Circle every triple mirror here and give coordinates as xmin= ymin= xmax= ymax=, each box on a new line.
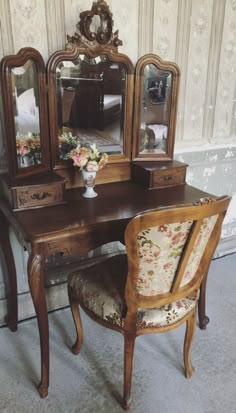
xmin=0 ymin=0 xmax=180 ymax=184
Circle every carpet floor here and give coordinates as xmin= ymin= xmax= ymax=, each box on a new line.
xmin=0 ymin=253 xmax=236 ymax=413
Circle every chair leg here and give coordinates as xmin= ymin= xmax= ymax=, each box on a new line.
xmin=123 ymin=332 xmax=136 ymax=411
xmin=184 ymin=311 xmax=196 ymax=378
xmin=69 ymin=294 xmax=83 ymax=355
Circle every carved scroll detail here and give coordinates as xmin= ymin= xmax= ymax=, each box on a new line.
xmin=192 ymin=197 xmax=215 ymax=206
xmin=66 ymin=0 xmax=122 ymax=53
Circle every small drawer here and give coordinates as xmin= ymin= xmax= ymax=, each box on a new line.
xmin=131 ymin=160 xmax=188 ymax=189
xmin=152 ymin=168 xmax=186 ymax=187
xmin=0 ymin=172 xmax=66 ymax=211
xmin=15 ymin=184 xmax=64 ymax=209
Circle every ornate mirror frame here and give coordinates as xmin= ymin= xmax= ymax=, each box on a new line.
xmin=0 ymin=47 xmax=50 ymax=180
xmin=47 ymin=0 xmax=134 ymax=183
xmin=132 ymin=54 xmax=180 ymax=161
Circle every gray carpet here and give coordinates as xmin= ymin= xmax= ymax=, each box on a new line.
xmin=0 ymin=253 xmax=236 ymax=413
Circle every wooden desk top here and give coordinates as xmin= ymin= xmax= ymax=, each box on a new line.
xmin=0 ymin=181 xmax=213 ymax=244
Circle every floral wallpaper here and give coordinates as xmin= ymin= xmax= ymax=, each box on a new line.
xmin=10 ymin=0 xmax=49 ymax=56
xmin=153 ymin=0 xmax=179 ymax=61
xmin=214 ymin=0 xmax=236 ymax=142
xmin=182 ymin=0 xmax=213 ymax=143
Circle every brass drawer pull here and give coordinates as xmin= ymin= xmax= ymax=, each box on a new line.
xmin=163 ymin=175 xmax=174 ymax=181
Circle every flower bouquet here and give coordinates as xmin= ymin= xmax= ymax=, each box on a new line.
xmin=58 ymin=131 xmax=80 ymax=160
xmin=16 ymin=132 xmax=41 ymax=167
xmin=70 ymin=141 xmax=108 ymax=198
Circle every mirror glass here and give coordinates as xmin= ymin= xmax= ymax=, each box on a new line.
xmin=11 ymin=59 xmax=41 ymax=168
xmin=56 ymin=54 xmax=126 ymax=160
xmin=138 ymin=64 xmax=172 ymax=155
xmin=90 ymin=14 xmax=101 ymax=32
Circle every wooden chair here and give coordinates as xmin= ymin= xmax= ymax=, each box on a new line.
xmin=67 ymin=195 xmax=231 ymax=410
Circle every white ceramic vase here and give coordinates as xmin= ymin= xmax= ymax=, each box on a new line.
xmin=17 ymin=154 xmax=34 ymax=168
xmin=82 ymin=170 xmax=97 ymax=198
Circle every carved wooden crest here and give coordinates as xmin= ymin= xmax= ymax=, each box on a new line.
xmin=66 ymin=0 xmax=122 ymax=53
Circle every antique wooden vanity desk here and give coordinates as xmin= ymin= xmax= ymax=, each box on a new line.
xmin=0 ymin=0 xmax=214 ymax=398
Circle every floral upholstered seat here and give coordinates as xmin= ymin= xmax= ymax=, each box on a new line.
xmin=67 ymin=196 xmax=231 ymax=410
xmin=68 ymin=254 xmax=197 ymax=329
xmin=68 ymin=254 xmax=128 ymax=327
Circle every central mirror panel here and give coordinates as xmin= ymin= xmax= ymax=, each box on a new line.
xmin=47 ymin=47 xmax=134 ymax=170
xmin=56 ymin=55 xmax=126 ymax=160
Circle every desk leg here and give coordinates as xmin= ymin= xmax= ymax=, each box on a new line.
xmin=0 ymin=211 xmax=18 ymax=331
xmin=28 ymin=246 xmax=49 ymax=398
xmin=198 ymin=269 xmax=210 ymax=330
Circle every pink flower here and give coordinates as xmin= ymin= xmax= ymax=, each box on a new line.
xmin=68 ymin=139 xmax=109 ymax=172
xmin=153 ymin=249 xmax=160 ymax=257
xmin=71 ymin=153 xmax=88 ymax=169
xmin=172 ymin=232 xmax=184 ymax=245
xmin=163 ymin=262 xmax=172 ymax=270
xmin=19 ymin=142 xmax=30 ymax=156
xmin=167 ymin=231 xmax=173 ymax=237
xmin=158 ymin=225 xmax=168 ymax=232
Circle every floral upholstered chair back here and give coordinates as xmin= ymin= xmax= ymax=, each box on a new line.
xmin=124 ymin=197 xmax=230 ymax=308
xmin=136 ymin=216 xmax=216 ymax=296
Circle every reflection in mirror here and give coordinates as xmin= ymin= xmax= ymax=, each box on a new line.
xmin=56 ymin=55 xmax=126 ymax=161
xmin=139 ymin=64 xmax=172 ymax=155
xmin=90 ymin=14 xmax=101 ymax=33
xmin=11 ymin=59 xmax=41 ymax=168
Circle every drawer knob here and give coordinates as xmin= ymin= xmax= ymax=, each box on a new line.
xmin=163 ymin=175 xmax=174 ymax=181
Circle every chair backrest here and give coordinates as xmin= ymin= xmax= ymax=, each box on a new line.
xmin=124 ymin=196 xmax=231 ymax=313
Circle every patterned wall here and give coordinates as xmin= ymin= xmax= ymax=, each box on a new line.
xmin=0 ymin=0 xmax=235 ymax=159
xmin=0 ymin=0 xmax=236 ymax=324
